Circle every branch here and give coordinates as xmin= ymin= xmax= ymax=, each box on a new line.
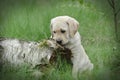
xmin=116 ymin=7 xmax=120 ymax=15
xmin=111 ymin=0 xmax=114 ymax=4
xmin=108 ymin=0 xmax=114 ymax=8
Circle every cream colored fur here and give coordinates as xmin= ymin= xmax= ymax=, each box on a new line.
xmin=50 ymin=16 xmax=93 ymax=79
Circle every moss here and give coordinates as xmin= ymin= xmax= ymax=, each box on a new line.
xmin=38 ymin=40 xmax=49 ymax=48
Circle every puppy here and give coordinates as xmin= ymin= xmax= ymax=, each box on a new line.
xmin=50 ymin=16 xmax=93 ymax=79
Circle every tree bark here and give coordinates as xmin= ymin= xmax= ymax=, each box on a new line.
xmin=0 ymin=38 xmax=55 ymax=67
xmin=0 ymin=38 xmax=72 ymax=78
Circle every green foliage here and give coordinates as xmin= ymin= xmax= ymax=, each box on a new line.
xmin=72 ymin=0 xmax=84 ymax=4
xmin=0 ymin=0 xmax=119 ymax=80
xmin=38 ymin=40 xmax=49 ymax=48
xmin=78 ymin=0 xmax=84 ymax=4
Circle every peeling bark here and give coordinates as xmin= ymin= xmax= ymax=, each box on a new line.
xmin=0 ymin=38 xmax=72 ymax=78
xmin=0 ymin=38 xmax=57 ymax=67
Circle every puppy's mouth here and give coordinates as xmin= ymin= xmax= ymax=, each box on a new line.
xmin=56 ymin=42 xmax=64 ymax=46
xmin=59 ymin=43 xmax=65 ymax=46
xmin=51 ymin=38 xmax=67 ymax=46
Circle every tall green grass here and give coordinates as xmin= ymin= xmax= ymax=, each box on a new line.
xmin=0 ymin=0 xmax=118 ymax=80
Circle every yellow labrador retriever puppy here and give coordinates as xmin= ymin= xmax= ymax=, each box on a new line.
xmin=50 ymin=16 xmax=93 ymax=79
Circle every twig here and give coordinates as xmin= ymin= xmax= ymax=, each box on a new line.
xmin=116 ymin=8 xmax=120 ymax=15
xmin=108 ymin=0 xmax=114 ymax=8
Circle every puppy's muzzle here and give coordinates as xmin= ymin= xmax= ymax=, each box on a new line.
xmin=56 ymin=39 xmax=62 ymax=45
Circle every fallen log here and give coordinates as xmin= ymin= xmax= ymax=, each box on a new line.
xmin=0 ymin=38 xmax=72 ymax=65
xmin=0 ymin=38 xmax=62 ymax=78
xmin=0 ymin=38 xmax=72 ymax=78
xmin=0 ymin=38 xmax=60 ymax=66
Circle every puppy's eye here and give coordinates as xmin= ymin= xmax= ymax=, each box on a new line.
xmin=61 ymin=30 xmax=66 ymax=33
xmin=53 ymin=31 xmax=56 ymax=33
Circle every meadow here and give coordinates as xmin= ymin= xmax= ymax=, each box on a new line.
xmin=0 ymin=0 xmax=119 ymax=80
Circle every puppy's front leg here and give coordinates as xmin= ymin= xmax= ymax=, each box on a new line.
xmin=72 ymin=63 xmax=79 ymax=79
xmin=71 ymin=44 xmax=93 ymax=79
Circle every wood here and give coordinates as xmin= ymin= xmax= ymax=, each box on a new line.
xmin=0 ymin=38 xmax=72 ymax=68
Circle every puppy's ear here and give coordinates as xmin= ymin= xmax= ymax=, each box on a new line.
xmin=66 ymin=18 xmax=79 ymax=38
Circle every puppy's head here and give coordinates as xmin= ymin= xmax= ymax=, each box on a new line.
xmin=50 ymin=16 xmax=79 ymax=45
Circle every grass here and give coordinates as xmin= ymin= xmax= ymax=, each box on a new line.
xmin=0 ymin=0 xmax=119 ymax=80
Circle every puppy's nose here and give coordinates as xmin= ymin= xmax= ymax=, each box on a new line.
xmin=56 ymin=40 xmax=62 ymax=44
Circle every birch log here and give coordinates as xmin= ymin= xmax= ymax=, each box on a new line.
xmin=0 ymin=38 xmax=60 ymax=67
xmin=0 ymin=38 xmax=72 ymax=78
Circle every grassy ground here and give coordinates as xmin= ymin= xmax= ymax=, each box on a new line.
xmin=0 ymin=0 xmax=119 ymax=80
